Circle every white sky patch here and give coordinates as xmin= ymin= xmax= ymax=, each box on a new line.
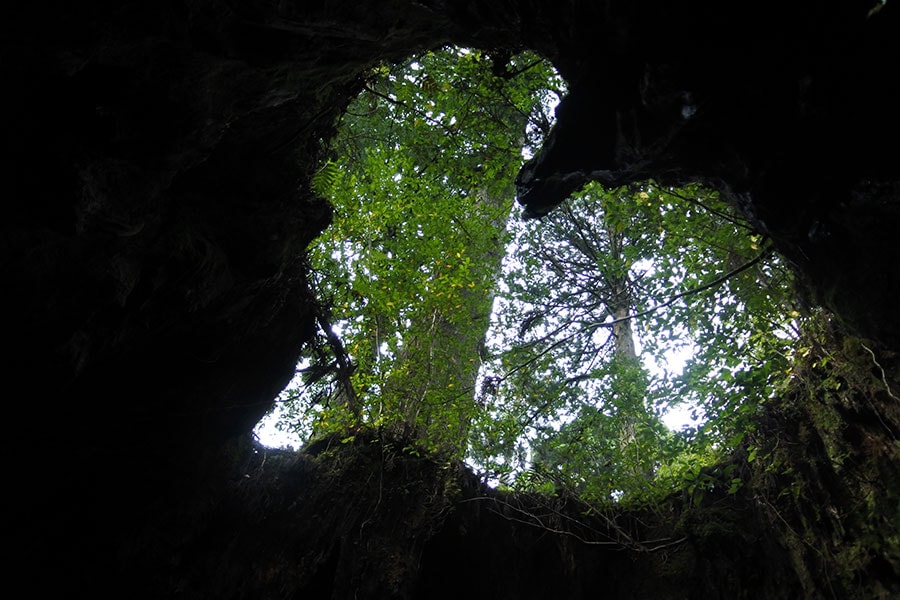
xmin=254 ymin=412 xmax=300 ymax=449
xmin=661 ymin=402 xmax=706 ymax=430
xmin=254 ymin=371 xmax=307 ymax=449
xmin=645 ymin=342 xmax=706 ymax=429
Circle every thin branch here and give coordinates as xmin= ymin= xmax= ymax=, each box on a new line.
xmin=362 ymin=83 xmax=458 ymax=136
xmin=457 ymin=495 xmax=687 ymax=552
xmin=860 ymin=343 xmax=898 ymax=439
xmin=663 ymin=188 xmax=756 ymax=232
xmin=603 ymin=247 xmax=773 ymax=327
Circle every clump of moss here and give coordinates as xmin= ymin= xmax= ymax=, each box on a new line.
xmin=748 ymin=311 xmax=900 ymax=598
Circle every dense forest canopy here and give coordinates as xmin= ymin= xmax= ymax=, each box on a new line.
xmin=256 ymin=46 xmax=804 ymax=504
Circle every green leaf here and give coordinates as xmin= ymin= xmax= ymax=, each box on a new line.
xmin=310 ymin=160 xmax=341 ymax=197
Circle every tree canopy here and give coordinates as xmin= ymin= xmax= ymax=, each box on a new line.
xmin=257 ymin=46 xmax=802 ymax=506
xmin=472 ymin=181 xmax=797 ymax=503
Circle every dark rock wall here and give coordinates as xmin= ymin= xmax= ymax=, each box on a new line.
xmin=4 ymin=1 xmax=899 ymax=597
xmin=516 ymin=1 xmax=900 ymax=344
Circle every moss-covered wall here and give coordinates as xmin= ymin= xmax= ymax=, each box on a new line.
xmin=748 ymin=317 xmax=900 ymax=598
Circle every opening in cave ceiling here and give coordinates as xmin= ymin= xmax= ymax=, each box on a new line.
xmin=254 ymin=46 xmax=804 ymax=505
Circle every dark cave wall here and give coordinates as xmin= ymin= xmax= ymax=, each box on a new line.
xmin=517 ymin=1 xmax=900 ymax=344
xmin=4 ymin=0 xmax=900 ymax=597
xmin=124 ymin=432 xmax=803 ymax=600
xmin=747 ymin=322 xmax=900 ymax=598
xmin=2 ymin=2 xmax=527 ymax=593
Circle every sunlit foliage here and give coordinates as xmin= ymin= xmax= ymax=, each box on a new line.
xmin=259 ymin=46 xmax=802 ymax=505
xmin=269 ymin=47 xmax=561 ymax=453
xmin=471 ymin=182 xmax=799 ymax=503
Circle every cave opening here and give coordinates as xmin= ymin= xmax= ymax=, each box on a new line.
xmin=253 ymin=45 xmax=808 ymax=507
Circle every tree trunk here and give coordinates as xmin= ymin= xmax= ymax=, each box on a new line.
xmin=380 ymin=185 xmax=513 ymax=454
